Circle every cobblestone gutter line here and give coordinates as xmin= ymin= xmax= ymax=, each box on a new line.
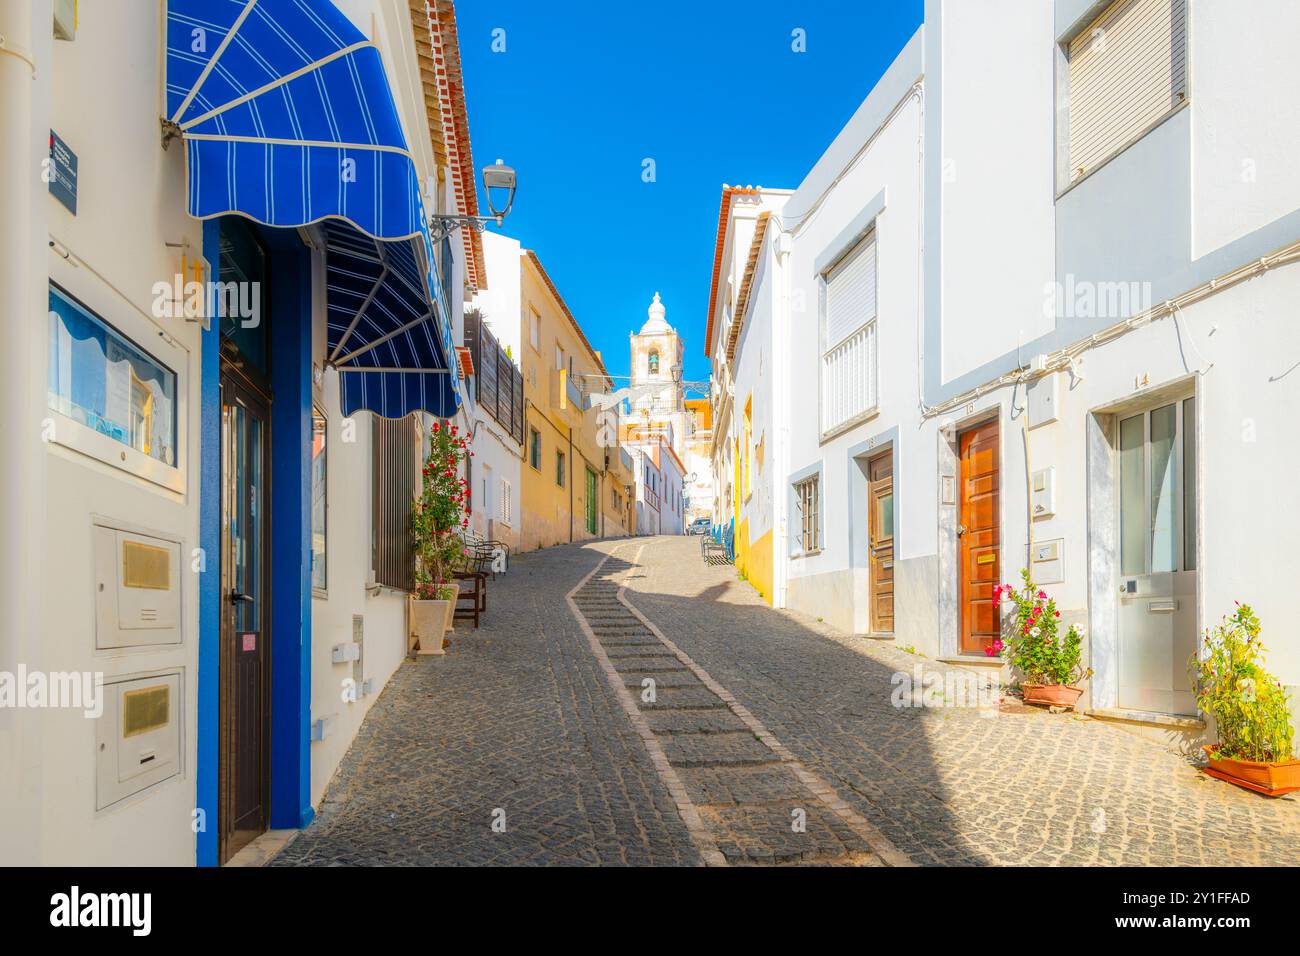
xmin=566 ymin=552 xmax=727 ymax=867
xmin=568 ymin=543 xmax=910 ymax=866
xmin=613 ymin=545 xmax=914 ymax=868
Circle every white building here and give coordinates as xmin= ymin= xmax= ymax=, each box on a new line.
xmin=0 ymin=0 xmax=486 ymax=865
xmin=704 ymin=186 xmax=794 ymax=603
xmin=466 ymin=231 xmax=525 ymax=554
xmin=627 ymin=436 xmax=687 ymax=536
xmin=723 ymin=0 xmax=1300 ymax=738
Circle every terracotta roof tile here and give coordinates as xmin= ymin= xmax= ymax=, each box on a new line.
xmin=703 ymin=184 xmax=760 ymax=359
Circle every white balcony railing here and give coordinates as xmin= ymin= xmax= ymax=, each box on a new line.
xmin=821 ymin=321 xmax=876 ymax=434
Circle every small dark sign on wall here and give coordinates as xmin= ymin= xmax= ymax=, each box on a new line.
xmin=48 ymin=130 xmax=78 ymax=215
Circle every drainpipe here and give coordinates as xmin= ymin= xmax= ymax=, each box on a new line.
xmin=568 ymin=424 xmax=574 ymax=543
xmin=0 ymin=0 xmax=48 ymax=865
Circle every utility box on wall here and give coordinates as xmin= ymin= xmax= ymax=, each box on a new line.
xmin=93 ymin=520 xmax=182 ymax=648
xmin=95 ymin=672 xmax=182 ymax=809
xmin=1027 ymin=373 xmax=1059 ymax=428
xmin=1031 ymin=467 xmax=1056 ymax=519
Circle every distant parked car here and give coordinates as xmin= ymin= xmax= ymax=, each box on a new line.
xmin=687 ymin=517 xmax=711 ymax=536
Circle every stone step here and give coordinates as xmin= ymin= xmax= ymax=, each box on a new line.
xmin=634 ymin=687 xmax=728 ymax=710
xmin=658 ymin=730 xmax=778 ymax=769
xmin=620 ymin=671 xmax=702 ymax=689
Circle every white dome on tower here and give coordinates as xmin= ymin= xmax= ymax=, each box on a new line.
xmin=639 ymin=292 xmax=672 ymax=334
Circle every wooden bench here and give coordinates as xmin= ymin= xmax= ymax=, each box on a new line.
xmin=452 ymin=571 xmax=487 ymax=628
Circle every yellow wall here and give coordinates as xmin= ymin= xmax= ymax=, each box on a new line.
xmin=734 ymin=518 xmax=774 ymax=606
xmin=517 ymin=254 xmax=624 ymax=550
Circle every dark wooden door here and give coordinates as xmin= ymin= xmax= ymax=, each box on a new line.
xmin=868 ymin=451 xmax=894 ymax=634
xmin=219 ymin=369 xmax=271 ymax=863
xmin=959 ymin=420 xmax=1000 ymax=655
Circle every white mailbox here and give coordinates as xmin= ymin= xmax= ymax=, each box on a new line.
xmin=1032 ymin=537 xmax=1065 ymax=585
xmin=94 ymin=521 xmax=182 ymax=648
xmin=96 ymin=672 xmax=182 ymax=809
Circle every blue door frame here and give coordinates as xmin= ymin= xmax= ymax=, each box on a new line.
xmin=197 ymin=220 xmax=314 ymax=866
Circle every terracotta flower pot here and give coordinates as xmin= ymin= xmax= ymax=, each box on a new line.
xmin=1202 ymin=745 xmax=1300 ymax=797
xmin=1021 ymin=683 xmax=1084 ymax=709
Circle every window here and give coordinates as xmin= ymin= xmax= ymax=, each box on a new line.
xmin=821 ymin=232 xmax=878 ymax=434
xmin=501 ymin=479 xmax=513 ymax=525
xmin=648 ymin=349 xmax=660 ymax=375
xmin=1066 ymin=0 xmax=1187 ymax=184
xmin=795 ymin=475 xmax=821 ymax=553
xmin=529 ymin=427 xmax=542 ymax=470
xmin=372 ymin=415 xmax=422 ymax=590
xmin=529 ymin=308 xmax=540 ymax=350
xmin=48 ymin=283 xmax=178 ymax=467
xmin=556 ymin=450 xmax=566 ymax=487
xmin=555 ymin=344 xmax=566 ymax=371
xmin=1118 ymin=397 xmax=1196 ymax=575
xmin=218 ymin=217 xmax=270 ymax=376
xmin=311 ymin=407 xmax=327 ymax=592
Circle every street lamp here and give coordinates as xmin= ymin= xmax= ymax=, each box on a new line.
xmin=481 ymin=160 xmax=516 ymax=220
xmin=428 ymin=159 xmax=517 ymax=242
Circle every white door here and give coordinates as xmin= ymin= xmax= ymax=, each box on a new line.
xmin=1117 ymin=396 xmax=1197 ymax=715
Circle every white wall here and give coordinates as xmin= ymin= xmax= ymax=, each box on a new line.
xmin=783 ymin=75 xmax=925 ymax=637
xmin=734 ymin=247 xmax=776 ymax=547
xmin=931 ymin=0 xmax=1057 ymax=383
xmin=307 ymin=372 xmax=410 ymax=806
xmin=469 ymin=231 xmax=523 ymax=549
xmin=27 ymin=1 xmax=202 ymax=864
xmin=1190 ymin=0 xmax=1300 ymax=257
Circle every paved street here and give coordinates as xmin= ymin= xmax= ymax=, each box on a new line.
xmin=276 ymin=536 xmax=1300 ymax=867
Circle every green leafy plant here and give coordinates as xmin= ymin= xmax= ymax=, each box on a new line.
xmin=411 ymin=421 xmax=471 ymax=601
xmin=995 ymin=568 xmax=1091 ymax=687
xmin=1189 ymin=603 xmax=1294 ymax=763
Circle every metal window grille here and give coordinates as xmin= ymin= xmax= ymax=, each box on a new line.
xmin=796 ymin=476 xmax=820 ymax=553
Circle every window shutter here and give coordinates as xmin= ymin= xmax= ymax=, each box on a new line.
xmin=824 ymin=234 xmax=876 ymax=350
xmin=1067 ymin=0 xmax=1187 ymax=181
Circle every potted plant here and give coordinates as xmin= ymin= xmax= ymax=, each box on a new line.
xmin=410 ymin=421 xmax=472 ymax=655
xmin=1190 ymin=603 xmax=1299 ymax=796
xmin=993 ymin=569 xmax=1092 ymax=709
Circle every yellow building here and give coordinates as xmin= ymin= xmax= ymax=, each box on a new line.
xmin=518 ymin=251 xmax=633 ymax=550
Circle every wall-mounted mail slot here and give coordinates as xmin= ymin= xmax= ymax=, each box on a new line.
xmin=332 ymin=642 xmax=361 ymax=664
xmin=1032 ymin=537 xmax=1064 ymax=584
xmin=96 ymin=671 xmax=181 ymax=810
xmin=94 ymin=521 xmax=182 ymax=649
xmin=1148 ymin=600 xmax=1179 ymax=613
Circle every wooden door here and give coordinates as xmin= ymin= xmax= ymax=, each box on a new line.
xmin=220 ymin=369 xmax=272 ymax=863
xmin=867 ymin=451 xmax=894 ymax=633
xmin=959 ymin=420 xmax=1000 ymax=655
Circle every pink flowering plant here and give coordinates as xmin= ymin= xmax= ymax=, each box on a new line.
xmin=411 ymin=421 xmax=472 ymax=601
xmin=1189 ymin=603 xmax=1294 ymax=763
xmin=992 ymin=568 xmax=1090 ymax=687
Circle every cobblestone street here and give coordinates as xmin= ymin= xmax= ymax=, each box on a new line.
xmin=276 ymin=536 xmax=1300 ymax=867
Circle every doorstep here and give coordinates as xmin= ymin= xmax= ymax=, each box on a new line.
xmin=223 ymin=829 xmax=300 ymax=867
xmin=937 ymin=656 xmax=1005 ymax=669
xmin=1086 ymin=707 xmax=1205 ymax=730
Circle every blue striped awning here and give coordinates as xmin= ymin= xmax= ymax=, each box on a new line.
xmin=323 ymin=221 xmax=459 ymax=418
xmin=165 ymin=0 xmax=460 ymax=417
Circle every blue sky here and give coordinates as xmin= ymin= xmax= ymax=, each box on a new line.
xmin=456 ymin=0 xmax=923 ymax=384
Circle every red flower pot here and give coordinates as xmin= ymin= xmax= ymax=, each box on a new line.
xmin=1202 ymin=746 xmax=1300 ymax=797
xmin=1020 ymin=683 xmax=1084 ymax=709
